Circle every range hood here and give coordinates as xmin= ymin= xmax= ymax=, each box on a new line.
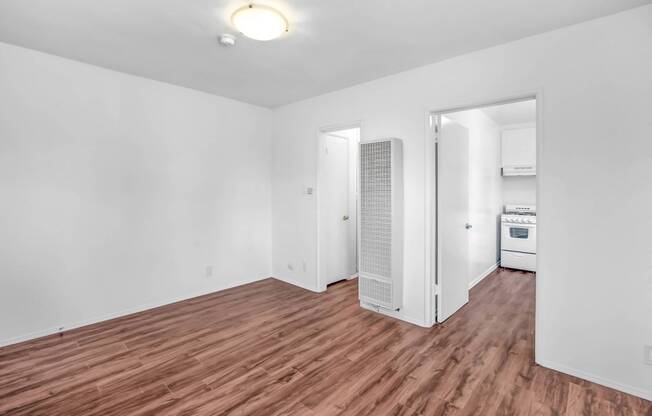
xmin=502 ymin=164 xmax=536 ymax=176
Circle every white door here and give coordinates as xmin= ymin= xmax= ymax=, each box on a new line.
xmin=437 ymin=116 xmax=470 ymax=322
xmin=320 ymin=134 xmax=356 ymax=285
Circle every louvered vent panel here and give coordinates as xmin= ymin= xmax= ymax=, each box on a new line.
xmin=359 ymin=138 xmax=403 ymax=311
xmin=360 ymin=141 xmax=392 ymax=278
xmin=359 ymin=277 xmax=392 ymax=306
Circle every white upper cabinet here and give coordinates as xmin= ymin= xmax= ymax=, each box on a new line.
xmin=501 ymin=127 xmax=536 ymax=176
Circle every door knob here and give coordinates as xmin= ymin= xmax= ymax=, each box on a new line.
xmin=465 ymin=223 xmax=473 ymax=229
xmin=343 ymin=215 xmax=350 ymax=221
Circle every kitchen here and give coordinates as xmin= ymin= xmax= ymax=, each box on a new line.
xmin=437 ymin=98 xmax=537 ymax=316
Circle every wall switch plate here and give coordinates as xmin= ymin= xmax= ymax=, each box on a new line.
xmin=205 ymin=266 xmax=213 ymax=278
xmin=645 ymin=346 xmax=652 ymax=365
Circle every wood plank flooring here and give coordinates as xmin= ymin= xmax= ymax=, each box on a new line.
xmin=0 ymin=268 xmax=650 ymax=415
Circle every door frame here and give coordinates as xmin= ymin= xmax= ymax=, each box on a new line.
xmin=424 ymin=91 xmax=543 ymax=361
xmin=316 ymin=122 xmax=362 ymax=292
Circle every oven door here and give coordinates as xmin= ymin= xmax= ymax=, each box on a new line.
xmin=501 ymin=222 xmax=536 ymax=253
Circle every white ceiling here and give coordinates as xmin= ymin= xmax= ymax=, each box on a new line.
xmin=482 ymin=100 xmax=536 ymax=127
xmin=0 ymin=0 xmax=649 ymax=107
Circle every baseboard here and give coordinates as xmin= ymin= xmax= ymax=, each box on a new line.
xmin=275 ymin=273 xmax=429 ymax=328
xmin=0 ymin=275 xmax=267 ymax=348
xmin=359 ymin=302 xmax=430 ymax=328
xmin=272 ymin=274 xmax=321 ymax=293
xmin=469 ymin=262 xmax=499 ymax=289
xmin=537 ymin=359 xmax=652 ymax=402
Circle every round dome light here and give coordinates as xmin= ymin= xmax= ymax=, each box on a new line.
xmin=231 ymin=4 xmax=288 ymax=41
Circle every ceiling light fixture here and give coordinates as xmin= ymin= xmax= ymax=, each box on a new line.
xmin=231 ymin=4 xmax=288 ymax=41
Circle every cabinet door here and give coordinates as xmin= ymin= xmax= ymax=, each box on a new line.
xmin=501 ymin=127 xmax=536 ymax=166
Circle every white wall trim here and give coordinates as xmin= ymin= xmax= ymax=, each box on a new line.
xmin=0 ymin=275 xmax=268 ymax=348
xmin=469 ymin=262 xmax=500 ymax=290
xmin=360 ymin=302 xmax=429 ymax=328
xmin=537 ymin=359 xmax=652 ymax=402
xmin=273 ymin=274 xmax=321 ymax=293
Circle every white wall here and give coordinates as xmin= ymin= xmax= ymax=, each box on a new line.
xmin=503 ymin=176 xmax=537 ymax=205
xmin=272 ymin=5 xmax=652 ymax=399
xmin=446 ymin=110 xmax=502 ymax=286
xmin=0 ymin=42 xmax=273 ymax=346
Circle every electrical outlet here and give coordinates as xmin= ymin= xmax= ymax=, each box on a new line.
xmin=205 ymin=266 xmax=213 ymax=278
xmin=645 ymin=345 xmax=652 ymax=365
xmin=302 ymin=261 xmax=307 ymax=273
xmin=288 ymin=263 xmax=294 ymax=271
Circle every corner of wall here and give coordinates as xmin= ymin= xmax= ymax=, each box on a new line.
xmin=272 ymin=274 xmax=321 ymax=293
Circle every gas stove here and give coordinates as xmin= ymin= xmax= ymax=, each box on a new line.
xmin=502 ymin=214 xmax=537 ymax=224
xmin=501 ymin=204 xmax=536 ymax=224
xmin=500 ymin=204 xmax=536 ymax=272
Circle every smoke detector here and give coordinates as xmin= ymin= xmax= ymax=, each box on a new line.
xmin=218 ymin=34 xmax=236 ymax=47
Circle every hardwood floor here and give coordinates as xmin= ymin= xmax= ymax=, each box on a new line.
xmin=0 ymin=268 xmax=650 ymax=415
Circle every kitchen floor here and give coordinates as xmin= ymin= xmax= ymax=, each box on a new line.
xmin=0 ymin=268 xmax=649 ymax=415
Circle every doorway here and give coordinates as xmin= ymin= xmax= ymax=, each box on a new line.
xmin=432 ymin=97 xmax=538 ymax=322
xmin=317 ymin=126 xmax=360 ymax=290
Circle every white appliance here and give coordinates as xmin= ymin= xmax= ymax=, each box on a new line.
xmin=358 ymin=138 xmax=403 ymax=310
xmin=501 ymin=204 xmax=536 ymax=272
xmin=502 ymin=165 xmax=536 ymax=176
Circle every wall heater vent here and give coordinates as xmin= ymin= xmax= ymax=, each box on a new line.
xmin=358 ymin=138 xmax=403 ymax=310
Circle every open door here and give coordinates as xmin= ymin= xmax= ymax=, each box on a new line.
xmin=437 ymin=116 xmax=470 ymax=322
xmin=319 ymin=129 xmax=358 ymax=287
